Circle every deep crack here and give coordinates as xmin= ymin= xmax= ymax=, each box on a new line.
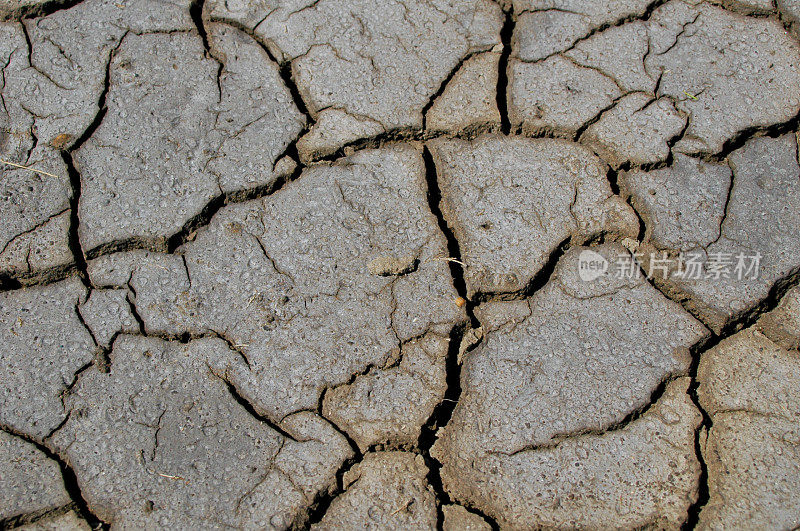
xmin=496 ymin=4 xmax=514 ymax=135
xmin=421 ymin=144 xmax=478 ymax=327
xmin=700 ymin=108 xmax=800 ymax=163
xmin=0 ymin=0 xmax=85 ymax=21
xmin=417 ymin=324 xmax=468 ymax=529
xmin=189 ymin=0 xmax=210 ymax=54
xmin=59 ymin=34 xmax=125 ymax=290
xmin=62 ymin=152 xmax=89 ymax=288
xmin=0 ymin=503 xmax=76 ymax=529
xmin=472 ymin=236 xmax=571 ymax=303
xmin=419 ymin=142 xmax=490 ymax=529
xmin=422 ymin=49 xmax=487 ymax=130
xmin=301 ymin=387 xmax=364 ymax=528
xmin=0 ymin=425 xmax=107 ymax=529
xmin=212 ymin=372 xmax=299 ymax=443
xmin=682 ymin=336 xmax=715 ymax=530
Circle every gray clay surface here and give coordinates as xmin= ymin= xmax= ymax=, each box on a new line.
xmin=1 ymin=0 xmax=799 ymax=528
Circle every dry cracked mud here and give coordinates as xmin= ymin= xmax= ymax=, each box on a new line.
xmin=1 ymin=0 xmax=799 ymax=529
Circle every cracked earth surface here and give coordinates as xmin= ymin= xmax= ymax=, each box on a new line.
xmin=1 ymin=0 xmax=799 ymax=528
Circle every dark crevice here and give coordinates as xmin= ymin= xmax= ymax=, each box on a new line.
xmin=165 ymin=194 xmax=226 ymax=253
xmin=0 ymin=425 xmax=108 ymax=529
xmin=513 ymin=236 xmax=571 ymax=299
xmin=573 ymin=94 xmax=626 ymax=142
xmin=422 ymin=50 xmax=485 ymax=130
xmin=19 ymin=19 xmax=33 ymax=72
xmin=573 ymin=0 xmax=670 ymax=51
xmin=74 ymin=300 xmax=111 ymax=372
xmin=214 ymin=59 xmax=223 ymax=103
xmin=317 ymin=128 xmax=424 ymax=162
xmin=208 ymin=17 xmax=313 ymax=126
xmin=497 ymin=4 xmax=514 ymax=135
xmin=418 ymin=326 xmax=467 ymax=452
xmin=210 ymin=330 xmax=250 ymax=368
xmin=264 ymin=57 xmax=311 ymax=179
xmin=420 ymin=142 xmax=490 ymax=527
xmin=314 ymin=366 xmax=377 ymax=413
xmin=301 ymin=455 xmax=360 ymax=529
xmin=0 ymin=272 xmax=23 ymax=290
xmin=83 ymin=238 xmax=167 ymax=261
xmin=417 ymin=323 xmax=469 ymax=530
xmin=685 ymin=428 xmax=709 ymax=529
xmin=0 ymin=503 xmax=76 ymax=530
xmin=59 ymin=360 xmax=94 ymax=410
xmin=214 ymin=374 xmax=298 ymax=443
xmin=655 ymin=13 xmax=701 ymax=58
xmin=314 ymin=122 xmax=503 ymax=164
xmin=682 ymin=335 xmax=715 ymax=530
xmin=615 ymin=175 xmax=649 ymax=242
xmin=456 ymin=505 xmax=501 ymax=531
xmin=189 ymin=0 xmax=224 ymax=107
xmin=0 ymin=265 xmax=81 ymax=292
xmin=165 ymin=167 xmax=298 ymax=252
xmin=272 ymin=134 xmax=302 ymax=173
xmin=59 ymin=35 xmax=123 ymax=290
xmin=606 ymin=166 xmax=621 ymax=195
xmin=0 ymin=208 xmax=69 ymax=259
xmin=113 ymin=328 xmax=211 ymax=345
xmin=279 ymin=61 xmax=312 ymax=122
xmin=189 ymin=0 xmax=210 ymax=54
xmin=516 ymin=0 xmax=670 ymax=69
xmin=661 ymin=113 xmax=692 ymax=167
xmin=629 ymin=197 xmax=647 ymax=241
xmin=778 ymin=7 xmax=800 ymax=38
xmin=111 ymin=15 xmax=313 ymax=257
xmin=1 ymin=505 xmax=79 ymax=530
xmin=419 ymin=141 xmax=505 ymax=528
xmin=363 ymin=440 xmax=418 ymax=454
xmin=706 ymin=160 xmax=735 ymax=248
xmin=0 ymin=0 xmax=85 ymax=21
xmin=794 ymin=130 xmax=799 ymax=167
xmin=42 ymin=410 xmax=72 ymax=443
xmin=125 ymin=289 xmax=146 ymax=336
xmin=700 ymin=109 xmax=800 ymax=163
xmin=192 ymin=0 xmax=225 ymax=110
xmin=719 ymin=266 xmax=800 ymax=337
xmin=82 ymin=129 xmax=304 ymax=258
xmin=301 ymin=388 xmax=363 ymax=528
xmin=613 ymin=375 xmax=679 ymax=425
xmin=589 ymin=102 xmax=691 ymax=175
xmin=472 ymin=236 xmax=571 ymax=303
xmin=62 ymin=152 xmax=90 ymax=288
xmin=162 ymin=330 xmax=194 ymax=343
xmin=65 ymin=40 xmax=119 ymax=152
xmin=633 ymin=253 xmax=713 ymax=331
xmin=315 ymin=387 xmax=362 ymax=464
xmin=709 ymin=0 xmax=779 ymax=17
xmin=529 ymin=373 xmax=686 ymax=453
xmin=422 ymin=145 xmax=478 ymax=327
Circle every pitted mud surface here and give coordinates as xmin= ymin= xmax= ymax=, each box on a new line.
xmin=1 ymin=0 xmax=799 ymax=528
